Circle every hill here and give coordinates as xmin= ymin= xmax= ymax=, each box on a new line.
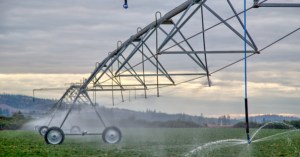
xmin=247 ymin=114 xmax=299 ymax=123
xmin=0 ymin=94 xmax=56 ymax=116
xmin=0 ymin=93 xmax=56 ymax=110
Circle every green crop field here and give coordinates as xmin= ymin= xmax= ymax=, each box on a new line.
xmin=0 ymin=128 xmax=299 ymax=156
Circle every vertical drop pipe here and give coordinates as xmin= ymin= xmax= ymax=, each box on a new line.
xmin=155 ymin=12 xmax=161 ymax=97
xmin=137 ymin=27 xmax=147 ymax=99
xmin=111 ymin=56 xmax=114 ymax=106
xmin=118 ymin=41 xmax=124 ymax=102
xmin=244 ymin=0 xmax=250 ymax=144
xmin=142 ymin=43 xmax=147 ymax=98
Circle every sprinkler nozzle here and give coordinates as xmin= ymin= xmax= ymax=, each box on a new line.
xmin=247 ymin=133 xmax=251 ymax=144
xmin=123 ymin=0 xmax=128 ymax=9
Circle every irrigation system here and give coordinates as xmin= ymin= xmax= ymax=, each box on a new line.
xmin=32 ymin=0 xmax=300 ymax=145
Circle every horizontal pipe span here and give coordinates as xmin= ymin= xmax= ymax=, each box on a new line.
xmin=118 ymin=73 xmax=208 ymax=77
xmin=65 ymin=133 xmax=102 ymax=136
xmin=85 ymin=89 xmax=146 ymax=91
xmin=160 ymin=51 xmax=259 ymax=54
xmin=96 ymin=84 xmax=174 ymax=86
xmin=258 ymin=3 xmax=300 ymax=7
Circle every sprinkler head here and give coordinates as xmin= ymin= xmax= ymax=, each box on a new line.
xmin=247 ymin=133 xmax=251 ymax=144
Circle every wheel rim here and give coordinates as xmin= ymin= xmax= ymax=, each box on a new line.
xmin=40 ymin=127 xmax=48 ymax=135
xmin=71 ymin=127 xmax=80 ymax=133
xmin=104 ymin=128 xmax=120 ymax=143
xmin=47 ymin=129 xmax=63 ymax=145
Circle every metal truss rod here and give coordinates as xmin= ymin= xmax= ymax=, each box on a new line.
xmin=158 ymin=27 xmax=206 ymax=71
xmin=120 ymin=54 xmax=146 ymax=86
xmin=111 ymin=0 xmax=204 ymax=56
xmin=83 ymin=91 xmax=107 ymax=128
xmin=94 ymin=42 xmax=131 ymax=85
xmin=142 ymin=42 xmax=175 ymax=84
xmin=117 ymin=58 xmax=148 ymax=88
xmin=84 ymin=55 xmax=112 ymax=88
xmin=201 ymin=5 xmax=211 ymax=87
xmin=110 ymin=55 xmax=114 ymax=106
xmin=158 ymin=0 xmax=207 ymax=52
xmin=160 ymin=0 xmax=268 ymax=53
xmin=47 ymin=114 xmax=56 ymax=126
xmin=60 ymin=90 xmax=81 ymax=128
xmin=114 ymin=58 xmax=147 ymax=88
xmin=132 ymin=43 xmax=175 ymax=84
xmin=257 ymin=3 xmax=300 ymax=7
xmin=160 ymin=51 xmax=259 ymax=54
xmin=227 ymin=0 xmax=258 ymax=51
xmin=85 ymin=89 xmax=146 ymax=91
xmin=49 ymin=86 xmax=75 ymax=111
xmin=118 ymin=73 xmax=208 ymax=76
xmin=115 ymin=27 xmax=154 ymax=75
xmin=203 ymin=4 xmax=255 ymax=50
xmin=170 ymin=27 xmax=300 ymax=88
xmin=176 ymin=27 xmax=207 ymax=71
xmin=96 ymin=54 xmax=154 ymax=86
xmin=104 ymin=69 xmax=124 ymax=89
xmin=96 ymin=84 xmax=174 ymax=87
xmin=158 ymin=0 xmax=194 ymax=55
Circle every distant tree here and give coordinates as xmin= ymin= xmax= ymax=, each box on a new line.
xmin=182 ymin=113 xmax=186 ymax=121
xmin=12 ymin=111 xmax=25 ymax=119
xmin=188 ymin=116 xmax=192 ymax=122
xmin=227 ymin=114 xmax=231 ymax=125
xmin=3 ymin=109 xmax=10 ymax=117
xmin=250 ymin=117 xmax=253 ymax=122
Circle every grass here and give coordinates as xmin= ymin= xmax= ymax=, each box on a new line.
xmin=0 ymin=128 xmax=299 ymax=156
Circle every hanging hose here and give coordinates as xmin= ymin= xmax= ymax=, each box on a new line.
xmin=244 ymin=0 xmax=251 ymax=145
xmin=123 ymin=0 xmax=128 ymax=9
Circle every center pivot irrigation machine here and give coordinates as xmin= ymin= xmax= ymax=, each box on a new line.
xmin=33 ymin=0 xmax=300 ymax=145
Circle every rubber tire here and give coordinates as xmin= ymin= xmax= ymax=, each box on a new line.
xmin=70 ymin=126 xmax=81 ymax=133
xmin=38 ymin=126 xmax=48 ymax=136
xmin=44 ymin=127 xmax=65 ymax=145
xmin=102 ymin=126 xmax=122 ymax=144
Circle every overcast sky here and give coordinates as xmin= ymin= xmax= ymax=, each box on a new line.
xmin=0 ymin=0 xmax=299 ymax=118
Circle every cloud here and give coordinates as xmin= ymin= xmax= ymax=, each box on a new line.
xmin=0 ymin=0 xmax=299 ymax=117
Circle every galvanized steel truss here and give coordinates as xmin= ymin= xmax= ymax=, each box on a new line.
xmin=37 ymin=0 xmax=299 ymax=129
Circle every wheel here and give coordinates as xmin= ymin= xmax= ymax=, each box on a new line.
xmin=102 ymin=126 xmax=122 ymax=144
xmin=38 ymin=126 xmax=48 ymax=136
xmin=70 ymin=126 xmax=81 ymax=133
xmin=44 ymin=127 xmax=65 ymax=145
xmin=34 ymin=125 xmax=40 ymax=131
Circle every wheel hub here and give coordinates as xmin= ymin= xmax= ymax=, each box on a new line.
xmin=105 ymin=129 xmax=119 ymax=143
xmin=47 ymin=130 xmax=62 ymax=145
